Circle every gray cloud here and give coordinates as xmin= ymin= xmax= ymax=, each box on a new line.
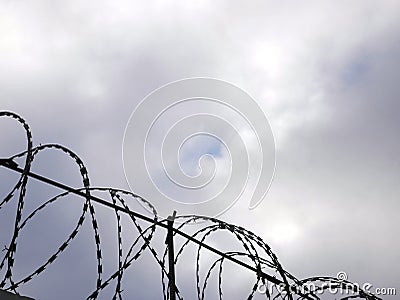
xmin=1 ymin=0 xmax=399 ymax=299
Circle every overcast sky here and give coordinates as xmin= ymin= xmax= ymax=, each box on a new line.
xmin=1 ymin=0 xmax=399 ymax=299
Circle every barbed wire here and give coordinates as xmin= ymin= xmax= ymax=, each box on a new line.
xmin=0 ymin=111 xmax=382 ymax=300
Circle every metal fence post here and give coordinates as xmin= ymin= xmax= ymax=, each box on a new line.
xmin=166 ymin=211 xmax=177 ymax=300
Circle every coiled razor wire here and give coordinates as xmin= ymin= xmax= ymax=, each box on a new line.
xmin=0 ymin=111 xmax=382 ymax=300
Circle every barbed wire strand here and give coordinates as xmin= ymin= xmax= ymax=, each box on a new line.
xmin=0 ymin=111 xmax=382 ymax=300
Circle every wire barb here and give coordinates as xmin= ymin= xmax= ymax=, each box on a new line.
xmin=0 ymin=111 xmax=382 ymax=300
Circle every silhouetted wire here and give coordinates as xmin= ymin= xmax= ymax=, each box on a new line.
xmin=0 ymin=111 xmax=382 ymax=300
